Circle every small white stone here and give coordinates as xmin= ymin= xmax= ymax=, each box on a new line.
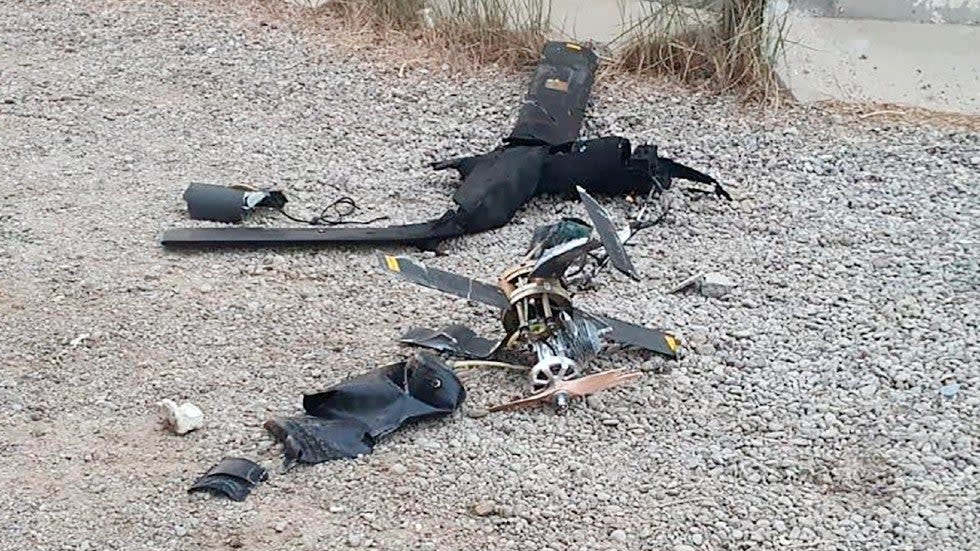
xmin=69 ymin=333 xmax=90 ymax=348
xmin=927 ymin=514 xmax=951 ymax=529
xmin=699 ymin=272 xmax=737 ymax=298
xmin=610 ymin=529 xmax=628 ymax=543
xmin=157 ymin=399 xmax=204 ymax=435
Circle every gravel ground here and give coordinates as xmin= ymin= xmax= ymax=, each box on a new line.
xmin=1 ymin=1 xmax=978 ymax=550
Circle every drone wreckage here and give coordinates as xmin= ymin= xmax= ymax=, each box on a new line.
xmin=176 ymin=42 xmax=729 ymax=501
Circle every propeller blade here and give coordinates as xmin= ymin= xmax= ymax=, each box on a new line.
xmin=376 ymin=253 xmax=510 ymax=310
xmin=488 ymin=368 xmax=641 ymax=412
xmin=576 ymin=186 xmax=638 ymax=280
xmin=559 ymin=368 xmax=641 ymax=397
xmin=488 ymin=388 xmax=559 ymax=412
xmin=575 ymin=309 xmax=679 ymax=359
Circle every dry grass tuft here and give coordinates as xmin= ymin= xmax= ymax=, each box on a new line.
xmin=284 ymin=0 xmax=788 ymax=103
xmin=332 ymin=0 xmax=551 ymax=68
xmin=611 ymin=0 xmax=787 ymax=104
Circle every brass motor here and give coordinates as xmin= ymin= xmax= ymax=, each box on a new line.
xmin=497 ymin=264 xmax=605 ymax=405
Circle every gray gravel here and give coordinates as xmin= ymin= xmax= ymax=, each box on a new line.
xmin=1 ymin=1 xmax=978 ymax=550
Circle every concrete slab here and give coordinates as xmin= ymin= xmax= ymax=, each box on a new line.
xmin=792 ymin=0 xmax=980 ymax=25
xmin=778 ymin=15 xmax=980 ymax=114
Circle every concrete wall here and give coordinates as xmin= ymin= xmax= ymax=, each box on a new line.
xmin=547 ymin=0 xmax=980 ymax=114
xmin=791 ymin=0 xmax=980 ymax=25
xmin=776 ymin=0 xmax=980 ymax=113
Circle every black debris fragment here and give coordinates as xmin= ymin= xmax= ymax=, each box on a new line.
xmin=265 ymin=353 xmax=465 ymax=467
xmin=400 ymin=325 xmax=500 ymax=359
xmin=183 ymin=183 xmax=286 ymax=223
xmin=264 ymin=416 xmax=373 ymax=465
xmin=188 ymin=457 xmax=267 ymax=502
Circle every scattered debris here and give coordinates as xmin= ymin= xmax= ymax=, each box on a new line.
xmin=400 ymin=325 xmax=499 ymax=359
xmin=188 ymin=457 xmax=267 ymax=502
xmin=183 ymin=183 xmax=386 ymax=227
xmin=671 ymin=272 xmax=737 ymax=298
xmin=472 ymin=500 xmax=496 ymax=517
xmin=161 ymin=42 xmax=725 ymax=248
xmin=265 ymin=353 xmax=465 ymax=468
xmin=939 ymin=383 xmax=960 ymax=399
xmin=157 ymin=399 xmax=204 ymax=435
xmin=183 ymin=183 xmax=286 ymax=223
xmin=69 ymin=333 xmax=90 ymax=348
xmin=379 ymin=188 xmax=682 ymax=413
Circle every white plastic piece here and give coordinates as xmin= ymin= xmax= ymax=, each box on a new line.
xmin=670 ymin=272 xmax=737 ymax=298
xmin=158 ymin=399 xmax=204 ymax=435
xmin=699 ymin=272 xmax=737 ymax=298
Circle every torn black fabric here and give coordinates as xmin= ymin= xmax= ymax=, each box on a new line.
xmin=265 ymin=354 xmax=465 ymax=466
xmin=264 ymin=416 xmax=373 ymax=465
xmin=188 ymin=457 xmax=267 ymax=502
xmin=451 ymin=145 xmax=549 ymax=233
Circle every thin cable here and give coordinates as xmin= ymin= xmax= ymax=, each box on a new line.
xmin=276 ymin=196 xmax=389 ymax=226
xmin=450 ymin=360 xmax=528 ymax=372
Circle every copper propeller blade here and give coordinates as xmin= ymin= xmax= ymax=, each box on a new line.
xmin=489 ymin=368 xmax=641 ymax=412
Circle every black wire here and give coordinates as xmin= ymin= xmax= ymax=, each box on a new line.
xmin=276 ymin=196 xmax=389 ymax=227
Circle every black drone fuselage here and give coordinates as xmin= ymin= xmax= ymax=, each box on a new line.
xmin=161 ymin=42 xmax=721 ymax=249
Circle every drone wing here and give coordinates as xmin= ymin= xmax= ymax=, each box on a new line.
xmin=576 ymin=186 xmax=638 ymax=280
xmin=377 ymin=253 xmax=510 ymax=310
xmin=575 ymin=309 xmax=679 ymax=359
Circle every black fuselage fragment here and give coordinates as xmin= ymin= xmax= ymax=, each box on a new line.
xmin=161 ymin=41 xmax=723 ymax=249
xmin=188 ymin=457 xmax=268 ymax=502
xmin=265 ymin=353 xmax=465 ymax=467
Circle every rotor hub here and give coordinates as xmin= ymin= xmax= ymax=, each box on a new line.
xmin=529 ymin=356 xmax=582 ymax=393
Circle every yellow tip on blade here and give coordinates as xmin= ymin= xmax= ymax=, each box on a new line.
xmin=384 ymin=255 xmax=400 ymax=272
xmin=665 ymin=335 xmax=679 ymax=353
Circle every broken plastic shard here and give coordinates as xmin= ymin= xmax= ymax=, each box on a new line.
xmin=576 ymin=186 xmax=638 ymax=280
xmin=188 ymin=457 xmax=267 ymax=502
xmin=400 ymin=325 xmax=500 ymax=359
xmin=529 ymin=237 xmax=598 ymax=279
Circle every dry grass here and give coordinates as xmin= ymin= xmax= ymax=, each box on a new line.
xmin=331 ymin=0 xmax=551 ymax=68
xmin=280 ymin=0 xmax=788 ymax=102
xmin=611 ymin=0 xmax=787 ymax=104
